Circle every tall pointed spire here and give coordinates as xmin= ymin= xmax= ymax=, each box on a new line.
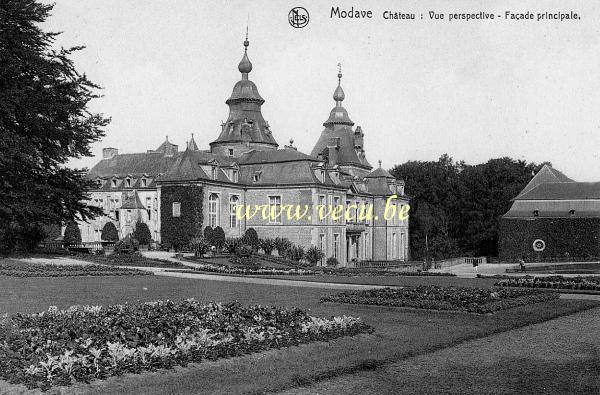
xmin=187 ymin=133 xmax=199 ymax=151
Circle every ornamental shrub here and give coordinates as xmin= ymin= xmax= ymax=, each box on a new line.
xmin=114 ymin=234 xmax=139 ymax=254
xmin=101 ymin=222 xmax=119 ymax=242
xmin=326 ymin=257 xmax=340 ymax=267
xmin=274 ymin=237 xmax=292 ymax=257
xmin=133 ymin=221 xmax=152 ymax=245
xmin=305 ymin=246 xmax=325 ymax=266
xmin=235 ymin=244 xmax=253 ymax=258
xmin=204 ymin=226 xmax=214 ymax=245
xmin=213 ymin=226 xmax=226 ymax=250
xmin=190 ymin=237 xmax=210 ymax=257
xmin=224 ymin=237 xmax=242 ymax=254
xmin=288 ymin=244 xmax=305 ymax=262
xmin=63 ymin=221 xmax=81 ymax=245
xmin=259 ymin=238 xmax=276 ymax=255
xmin=243 ymin=228 xmax=259 ymax=249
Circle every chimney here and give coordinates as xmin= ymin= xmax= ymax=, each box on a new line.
xmin=103 ymin=147 xmax=119 ymax=159
xmin=354 ymin=126 xmax=364 ymax=150
xmin=326 ymin=138 xmax=340 ymax=166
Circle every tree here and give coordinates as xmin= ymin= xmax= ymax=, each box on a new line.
xmin=212 ymin=226 xmax=225 ymax=250
xmin=0 ymin=1 xmax=109 ymax=250
xmin=242 ymin=228 xmax=259 ymax=250
xmin=133 ymin=221 xmax=152 ymax=245
xmin=63 ymin=222 xmax=81 ymax=245
xmin=101 ymin=222 xmax=119 ymax=242
xmin=259 ymin=238 xmax=275 ymax=255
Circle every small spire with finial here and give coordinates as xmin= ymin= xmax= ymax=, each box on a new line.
xmin=238 ymin=26 xmax=253 ymax=78
xmin=333 ymin=62 xmax=345 ymax=105
xmin=378 ymin=160 xmax=382 ymax=168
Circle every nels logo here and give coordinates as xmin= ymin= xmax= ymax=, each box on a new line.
xmin=288 ymin=7 xmax=309 ymax=28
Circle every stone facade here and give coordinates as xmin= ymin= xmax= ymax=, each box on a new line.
xmin=79 ymin=38 xmax=410 ymax=266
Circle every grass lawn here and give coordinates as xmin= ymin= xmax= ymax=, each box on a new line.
xmin=0 ymin=275 xmax=597 ymax=394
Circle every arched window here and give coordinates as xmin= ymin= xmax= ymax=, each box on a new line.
xmin=230 ymin=195 xmax=240 ymax=228
xmin=208 ymin=193 xmax=219 ymax=227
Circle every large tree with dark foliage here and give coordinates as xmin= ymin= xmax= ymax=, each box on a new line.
xmin=391 ymin=155 xmax=544 ymax=259
xmin=0 ymin=1 xmax=109 ymax=250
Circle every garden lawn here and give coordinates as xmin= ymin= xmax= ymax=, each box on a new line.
xmin=0 ymin=275 xmax=597 ymax=394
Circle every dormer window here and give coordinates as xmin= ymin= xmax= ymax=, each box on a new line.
xmin=253 ymin=174 xmax=260 ymax=182
xmin=232 ymin=170 xmax=239 ymax=183
xmin=141 ymin=178 xmax=147 ymax=187
xmin=125 ymin=178 xmax=131 ymax=188
xmin=228 ymin=148 xmax=234 ymax=157
xmin=533 ymin=210 xmax=539 ymax=217
xmin=111 ymin=179 xmax=117 ymax=188
xmin=320 ymin=170 xmax=325 ymax=183
xmin=569 ymin=209 xmax=575 ymax=216
xmin=211 ymin=166 xmax=217 ymax=180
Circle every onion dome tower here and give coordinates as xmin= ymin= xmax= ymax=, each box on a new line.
xmin=311 ymin=65 xmax=372 ymax=176
xmin=210 ymin=34 xmax=278 ymax=157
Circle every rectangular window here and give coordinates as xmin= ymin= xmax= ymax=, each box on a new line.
xmin=172 ymin=202 xmax=181 ymax=217
xmin=126 ymin=210 xmax=132 ymax=223
xmin=228 ymin=148 xmax=234 ymax=156
xmin=364 ymin=234 xmax=369 ymax=260
xmin=111 ymin=179 xmax=117 ymax=187
xmin=142 ymin=178 xmax=147 ymax=187
xmin=333 ymin=234 xmax=340 ymax=259
xmin=268 ymin=196 xmax=282 ymax=223
xmin=211 ymin=167 xmax=217 ymax=180
xmin=115 ymin=211 xmax=120 ymax=221
xmin=392 ymin=233 xmax=398 ymax=259
xmin=232 ymin=170 xmax=239 ymax=183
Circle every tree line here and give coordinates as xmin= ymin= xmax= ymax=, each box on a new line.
xmin=390 ymin=154 xmax=547 ymax=260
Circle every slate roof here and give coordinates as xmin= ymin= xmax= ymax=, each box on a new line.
xmin=311 ymin=126 xmax=372 ymax=169
xmin=365 ymin=167 xmax=395 ymax=179
xmin=516 ymin=182 xmax=600 ymax=200
xmin=503 ymin=200 xmax=600 ymax=218
xmin=120 ymin=192 xmax=145 ymax=209
xmin=88 ymin=152 xmax=180 ymax=178
xmin=238 ymin=149 xmax=319 ymax=165
xmin=515 ymin=164 xmax=573 ymax=198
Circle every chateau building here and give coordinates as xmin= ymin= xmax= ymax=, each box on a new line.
xmin=83 ymin=37 xmax=409 ymax=266
xmin=500 ymin=164 xmax=600 ymax=260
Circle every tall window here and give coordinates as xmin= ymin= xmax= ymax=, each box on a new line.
xmin=229 ymin=195 xmax=239 ymax=228
xmin=211 ymin=167 xmax=217 ymax=180
xmin=333 ymin=196 xmax=340 ymax=223
xmin=333 ymin=234 xmax=340 ymax=258
xmin=172 ymin=202 xmax=181 ymax=217
xmin=268 ymin=196 xmax=282 ymax=223
xmin=146 ymin=197 xmax=152 ymax=220
xmin=318 ymin=195 xmax=326 ymax=223
xmin=208 ymin=193 xmax=219 ymax=227
xmin=364 ymin=234 xmax=369 ymax=260
xmin=392 ymin=233 xmax=398 ymax=259
xmin=232 ymin=170 xmax=239 ymax=183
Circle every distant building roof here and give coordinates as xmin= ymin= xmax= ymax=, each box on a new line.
xmin=517 ymin=182 xmax=600 ymax=200
xmin=515 ymin=164 xmax=573 ymax=198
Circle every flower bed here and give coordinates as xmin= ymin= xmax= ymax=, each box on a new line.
xmin=0 ymin=261 xmax=151 ymax=277
xmin=321 ymin=285 xmax=559 ymax=314
xmin=78 ymin=253 xmax=183 ymax=268
xmin=495 ymin=275 xmax=600 ymax=291
xmin=321 ymin=268 xmax=456 ymax=277
xmin=185 ymin=260 xmax=317 ymax=276
xmin=0 ymin=300 xmax=370 ymax=390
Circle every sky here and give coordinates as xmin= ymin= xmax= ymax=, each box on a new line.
xmin=43 ymin=0 xmax=600 ymax=180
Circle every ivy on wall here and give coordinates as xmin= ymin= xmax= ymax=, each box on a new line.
xmin=160 ymin=185 xmax=203 ymax=249
xmin=499 ymin=217 xmax=600 ymax=260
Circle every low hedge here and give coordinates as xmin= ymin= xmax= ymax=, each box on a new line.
xmin=321 ymin=285 xmax=559 ymax=314
xmin=494 ymin=275 xmax=600 ymax=291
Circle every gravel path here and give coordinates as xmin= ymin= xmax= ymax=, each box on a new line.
xmin=279 ymin=307 xmax=600 ymax=394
